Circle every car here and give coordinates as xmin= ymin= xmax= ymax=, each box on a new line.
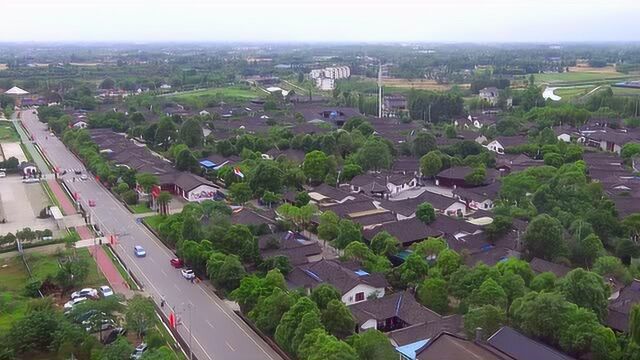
xmin=170 ymin=258 xmax=183 ymax=268
xmin=134 ymin=245 xmax=146 ymax=257
xmin=0 ymin=172 xmax=5 ymax=178
xmin=74 ymin=170 xmax=82 ymax=175
xmin=68 ymin=309 xmax=98 ymax=322
xmin=99 ymin=285 xmax=114 ymax=297
xmin=22 ymin=178 xmax=39 ymax=183
xmin=71 ymin=288 xmax=98 ymax=299
xmin=181 ymin=268 xmax=195 ymax=280
xmin=64 ymin=297 xmax=88 ymax=309
xmin=89 ymin=200 xmax=96 ymax=207
xmin=80 ymin=174 xmax=88 ymax=181
xmin=131 ymin=343 xmax=148 ymax=360
xmin=103 ymin=327 xmax=127 ymax=344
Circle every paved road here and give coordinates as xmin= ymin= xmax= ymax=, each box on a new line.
xmin=19 ymin=110 xmax=282 ymax=360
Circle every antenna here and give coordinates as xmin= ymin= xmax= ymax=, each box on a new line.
xmin=378 ymin=62 xmax=383 ymax=118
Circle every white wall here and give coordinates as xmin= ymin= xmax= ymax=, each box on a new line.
xmin=341 ymin=284 xmax=384 ymax=305
xmin=557 ymin=134 xmax=571 ymax=143
xmin=444 ymin=202 xmax=468 ymax=216
xmin=486 ymin=140 xmax=504 ymax=154
xmin=186 ymin=184 xmax=218 ymax=202
xmin=360 ymin=319 xmax=378 ymax=331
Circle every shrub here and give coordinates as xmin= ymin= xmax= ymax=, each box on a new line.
xmin=122 ymin=190 xmax=138 ymax=205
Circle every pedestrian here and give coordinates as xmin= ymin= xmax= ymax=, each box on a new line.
xmin=161 ymin=298 xmax=165 ymax=308
xmin=190 ymin=277 xmax=194 ymax=284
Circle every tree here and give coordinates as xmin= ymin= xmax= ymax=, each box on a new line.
xmin=498 ymin=271 xmax=526 ymax=305
xmin=509 ymin=291 xmax=571 ymax=342
xmin=157 ymin=191 xmax=172 ymax=216
xmin=622 ymin=143 xmax=640 ymax=161
xmin=486 ymin=215 xmax=513 ymax=242
xmin=259 ymin=256 xmax=292 ymax=275
xmin=179 ymin=118 xmax=203 ymax=148
xmin=249 ymin=287 xmax=296 ymax=336
xmin=523 ymin=214 xmax=567 ymax=261
xmin=299 ymin=330 xmax=358 ymax=360
xmin=348 ymin=329 xmax=397 ymax=360
xmin=593 ymin=256 xmax=631 ymax=283
xmin=398 ymin=252 xmax=430 ymax=288
xmin=530 ymin=272 xmax=557 ymax=292
xmin=496 ymin=258 xmax=535 ymax=286
xmin=318 ymin=211 xmax=340 ymax=243
xmin=412 ymin=238 xmax=447 ymax=258
xmin=229 ymin=182 xmax=252 ymax=204
xmin=469 ymin=278 xmax=507 ymax=309
xmin=356 ymin=138 xmax=391 ymax=171
xmin=248 ymin=161 xmax=283 ymax=196
xmin=231 ymin=269 xmax=287 ymax=312
xmin=207 ymin=253 xmax=247 ymax=291
xmin=303 ymin=150 xmax=330 ymax=184
xmin=175 ymin=148 xmax=199 ymax=171
xmin=7 ymin=306 xmax=60 ymax=354
xmin=125 ymin=295 xmax=156 ymax=338
xmin=275 ymin=297 xmax=320 ymax=354
xmin=99 ymin=77 xmax=116 ymax=89
xmin=420 ymin=151 xmax=443 ymax=178
xmin=464 ymin=305 xmax=506 ymax=341
xmin=99 ymin=338 xmax=135 ymax=360
xmin=464 ymin=166 xmax=486 ymax=186
xmin=293 ymin=311 xmax=324 ymax=356
xmin=155 ymin=117 xmax=177 ymax=150
xmin=630 ymin=304 xmax=640 ymax=345
xmin=417 ymin=278 xmax=448 ymax=314
xmin=412 ymin=132 xmax=437 ymax=157
xmin=436 ymin=248 xmax=462 ymax=277
xmin=261 ymin=191 xmax=281 ymax=208
xmin=559 ymin=268 xmax=610 ymax=321
xmin=139 ymin=346 xmax=175 ymax=360
xmin=322 ymin=299 xmax=355 ymax=339
xmin=575 ymin=233 xmax=604 ymax=267
xmin=416 ymin=202 xmax=436 ymax=224
xmin=295 ymin=192 xmax=311 ymax=207
xmin=54 ymin=257 xmax=89 ymax=292
xmin=181 ymin=214 xmax=202 ymax=242
xmin=333 ymin=219 xmax=362 ymax=249
xmin=311 ymin=284 xmax=342 ymax=310
xmin=369 ymin=231 xmax=399 ymax=256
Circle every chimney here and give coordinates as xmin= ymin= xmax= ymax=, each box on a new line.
xmin=475 ymin=327 xmax=484 ymax=343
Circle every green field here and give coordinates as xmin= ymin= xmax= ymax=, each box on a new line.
xmin=143 ymin=215 xmax=166 ymax=231
xmin=27 ymin=248 xmax=107 ymax=288
xmin=552 ymin=86 xmax=597 ymax=101
xmin=129 ymin=203 xmax=153 ymax=214
xmin=0 ymin=122 xmax=19 ymax=142
xmin=612 ymin=86 xmax=640 ymax=96
xmin=169 ymin=86 xmax=264 ymax=108
xmin=534 ymin=72 xmax=635 ymax=86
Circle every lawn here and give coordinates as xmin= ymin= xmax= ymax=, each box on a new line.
xmin=41 ymin=181 xmax=62 ymax=208
xmin=170 ymin=86 xmax=264 ymax=108
xmin=26 ymin=248 xmax=107 ymax=288
xmin=533 ymin=72 xmax=634 ymax=86
xmin=0 ymin=122 xmax=19 ymax=142
xmin=0 ymin=257 xmax=29 ymax=331
xmin=129 ymin=203 xmax=153 ymax=214
xmin=144 ymin=215 xmax=166 ymax=232
xmin=552 ymin=86 xmax=596 ymax=101
xmin=612 ymin=86 xmax=640 ymax=96
xmin=102 ymin=245 xmax=138 ymax=290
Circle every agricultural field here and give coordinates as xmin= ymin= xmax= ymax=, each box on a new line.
xmin=338 ymin=77 xmax=465 ymax=96
xmin=612 ymin=86 xmax=640 ymax=97
xmin=167 ymin=86 xmax=265 ymax=108
xmin=0 ymin=122 xmax=19 ymax=142
xmin=533 ymin=71 xmax=636 ymax=86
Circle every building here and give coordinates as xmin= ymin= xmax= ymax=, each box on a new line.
xmin=607 ymin=280 xmax=640 ymax=332
xmin=287 ymin=259 xmax=388 ymax=305
xmin=4 ymin=86 xmax=29 ymax=106
xmin=479 ymin=87 xmax=501 ymax=106
xmin=383 ymin=95 xmax=408 ymax=118
xmin=435 ymin=166 xmax=499 ymax=188
xmin=452 ymin=182 xmax=501 ymax=210
xmin=529 ymin=257 xmax=571 ymax=278
xmin=485 ymin=136 xmax=529 ymax=154
xmin=309 ymin=66 xmax=351 ymax=90
xmin=486 ymin=326 xmax=576 ymax=360
xmin=258 ymin=231 xmax=323 ymax=266
xmin=413 ymin=332 xmax=507 ymax=360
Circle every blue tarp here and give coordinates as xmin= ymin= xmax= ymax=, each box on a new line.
xmin=396 ymin=339 xmax=429 ymax=360
xmin=199 ymin=160 xmax=217 ymax=169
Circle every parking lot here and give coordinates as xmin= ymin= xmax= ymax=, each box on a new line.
xmin=0 ymin=174 xmax=57 ymax=235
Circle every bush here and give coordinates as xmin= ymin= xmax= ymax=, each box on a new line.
xmin=23 ymin=279 xmax=42 ymax=297
xmin=122 ymin=190 xmax=138 ymax=205
xmin=114 ymin=182 xmax=129 ymax=194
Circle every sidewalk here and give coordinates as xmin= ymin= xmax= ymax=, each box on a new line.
xmin=47 ymin=179 xmax=76 ymax=215
xmin=75 ymin=225 xmax=93 ymax=240
xmin=90 ymin=245 xmax=133 ymax=298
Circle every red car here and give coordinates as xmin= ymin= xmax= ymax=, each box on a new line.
xmin=88 ymin=200 xmax=96 ymax=207
xmin=170 ymin=258 xmax=183 ymax=268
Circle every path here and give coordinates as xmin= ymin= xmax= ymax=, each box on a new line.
xmin=90 ymin=245 xmax=133 ymax=298
xmin=47 ymin=179 xmax=76 ymax=215
xmin=75 ymin=225 xmax=93 ymax=240
xmin=11 ymin=114 xmax=50 ymax=174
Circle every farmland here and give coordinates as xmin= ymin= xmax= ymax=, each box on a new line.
xmin=533 ymin=71 xmax=637 ymax=86
xmin=166 ymin=86 xmax=265 ymax=108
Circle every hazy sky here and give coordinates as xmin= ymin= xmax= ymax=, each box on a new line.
xmin=3 ymin=0 xmax=640 ymax=43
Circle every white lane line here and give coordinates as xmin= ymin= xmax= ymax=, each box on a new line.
xmin=149 ymin=257 xmax=157 ymax=265
xmin=174 ymin=283 xmax=181 ymax=292
xmin=160 ymin=269 xmax=168 ymax=277
xmin=117 ymin=244 xmax=214 ymax=360
xmin=207 ymin=320 xmax=215 ymax=329
xmin=226 ymin=341 xmax=236 ymax=352
xmin=197 ymin=286 xmax=276 ymax=360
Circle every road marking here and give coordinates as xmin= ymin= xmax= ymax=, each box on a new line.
xmin=174 ymin=283 xmax=181 ymax=292
xmin=226 ymin=341 xmax=236 ymax=352
xmin=160 ymin=269 xmax=168 ymax=277
xmin=149 ymin=257 xmax=156 ymax=265
xmin=206 ymin=320 xmax=215 ymax=329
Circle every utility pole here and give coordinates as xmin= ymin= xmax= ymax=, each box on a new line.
xmin=188 ymin=303 xmax=193 ymax=360
xmin=378 ymin=62 xmax=383 ymax=118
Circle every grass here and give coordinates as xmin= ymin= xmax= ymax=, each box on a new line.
xmin=0 ymin=122 xmax=19 ymax=142
xmin=102 ymin=245 xmax=138 ymax=290
xmin=25 ymin=248 xmax=107 ymax=288
xmin=533 ymin=72 xmax=635 ymax=86
xmin=0 ymin=257 xmax=29 ymax=293
xmin=169 ymin=86 xmax=264 ymax=108
xmin=0 ymin=257 xmax=29 ymax=331
xmin=612 ymin=86 xmax=640 ymax=96
xmin=40 ymin=181 xmax=61 ymax=208
xmin=129 ymin=203 xmax=153 ymax=214
xmin=19 ymin=143 xmax=33 ymax=162
xmin=144 ymin=215 xmax=166 ymax=232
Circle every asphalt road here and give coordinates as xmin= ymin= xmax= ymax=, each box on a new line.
xmin=19 ymin=110 xmax=282 ymax=360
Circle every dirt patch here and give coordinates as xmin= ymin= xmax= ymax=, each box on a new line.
xmin=0 ymin=64 xmax=7 ymax=71
xmin=383 ymin=78 xmax=469 ymax=91
xmin=567 ymin=65 xmax=618 ymax=73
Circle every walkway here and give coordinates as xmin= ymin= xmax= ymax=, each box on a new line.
xmin=90 ymin=245 xmax=133 ymax=298
xmin=47 ymin=179 xmax=76 ymax=215
xmin=11 ymin=114 xmax=50 ymax=175
xmin=75 ymin=225 xmax=93 ymax=240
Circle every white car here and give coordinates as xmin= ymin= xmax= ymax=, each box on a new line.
xmin=22 ymin=178 xmax=39 ymax=183
xmin=80 ymin=174 xmax=88 ymax=181
xmin=131 ymin=343 xmax=148 ymax=360
xmin=181 ymin=269 xmax=195 ymax=280
xmin=99 ymin=285 xmax=114 ymax=297
xmin=71 ymin=288 xmax=98 ymax=299
xmin=0 ymin=172 xmax=6 ymax=178
xmin=64 ymin=297 xmax=88 ymax=309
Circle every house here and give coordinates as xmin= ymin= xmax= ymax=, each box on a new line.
xmin=495 ymin=154 xmax=544 ymax=174
xmin=296 ymin=105 xmax=361 ymax=126
xmin=264 ymin=148 xmax=306 ymax=163
xmin=308 ymin=184 xmax=361 ymax=205
xmin=383 ymin=94 xmax=408 ymax=118
xmin=413 ymin=332 xmax=507 ymax=360
xmin=349 ymin=291 xmax=460 ymax=332
xmin=487 ymin=326 xmax=576 ymax=360
xmin=452 ymin=181 xmax=501 ymax=210
xmin=392 ymin=157 xmax=420 ymax=176
xmin=606 ymin=280 xmax=640 ymax=332
xmin=257 ymin=231 xmax=323 ymax=266
xmin=456 ymin=114 xmax=499 ymax=129
xmin=457 ymin=130 xmax=488 ymax=144
xmin=378 ymin=191 xmax=467 ymax=220
xmin=363 ymin=217 xmax=442 ymax=247
xmin=231 ymin=208 xmax=275 ymax=227
xmin=349 ymin=173 xmax=419 ymax=198
xmin=582 ymin=130 xmax=639 ymax=154
xmin=435 ymin=166 xmax=499 ymax=188
xmin=172 ymin=172 xmax=221 ymax=202
xmin=287 ymin=259 xmax=388 ymax=305
xmin=71 ymin=117 xmax=88 ymax=129
xmin=552 ymin=125 xmax=574 ymax=143
xmin=367 ymin=117 xmax=424 ymax=144
xmin=479 ymin=87 xmax=501 ymax=106
xmin=486 ymin=136 xmax=528 ymax=154
xmin=529 ymin=257 xmax=571 ymax=278
xmin=199 ymin=154 xmax=239 ymax=171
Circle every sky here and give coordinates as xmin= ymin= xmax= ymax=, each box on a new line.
xmin=3 ymin=0 xmax=640 ymax=43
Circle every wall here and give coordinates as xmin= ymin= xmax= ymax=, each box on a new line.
xmin=341 ymin=284 xmax=384 ymax=305
xmin=186 ymin=184 xmax=219 ymax=202
xmin=360 ymin=318 xmax=378 ymax=331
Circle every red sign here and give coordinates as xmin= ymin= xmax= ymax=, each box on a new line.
xmin=151 ymin=185 xmax=161 ymax=198
xmin=169 ymin=312 xmax=176 ymax=328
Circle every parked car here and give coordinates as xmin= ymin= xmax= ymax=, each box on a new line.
xmin=71 ymin=288 xmax=98 ymax=299
xmin=83 ymin=318 xmax=115 ymax=333
xmin=74 ymin=170 xmax=82 ymax=175
xmin=170 ymin=258 xmax=183 ymax=268
xmin=69 ymin=309 xmax=99 ymax=323
xmin=103 ymin=327 xmax=127 ymax=345
xmin=80 ymin=174 xmax=88 ymax=181
xmin=134 ymin=245 xmax=146 ymax=257
xmin=0 ymin=172 xmax=6 ymax=178
xmin=99 ymin=285 xmax=114 ymax=297
xmin=131 ymin=343 xmax=148 ymax=360
xmin=181 ymin=269 xmax=195 ymax=280
xmin=22 ymin=178 xmax=39 ymax=183
xmin=64 ymin=297 xmax=88 ymax=309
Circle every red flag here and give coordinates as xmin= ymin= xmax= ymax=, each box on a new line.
xmin=169 ymin=312 xmax=176 ymax=328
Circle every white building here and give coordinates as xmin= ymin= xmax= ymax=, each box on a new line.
xmin=309 ymin=66 xmax=351 ymax=90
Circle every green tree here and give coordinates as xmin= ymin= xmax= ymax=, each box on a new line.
xmin=348 ymin=329 xmax=397 ymax=360
xmin=369 ymin=231 xmax=399 ymax=256
xmin=420 ymin=151 xmax=443 ymax=178
xmin=416 ymin=202 xmax=436 ymax=224
xmin=293 ymin=311 xmax=325 ymax=356
xmin=622 ymin=143 xmax=640 ymax=161
xmin=7 ymin=306 xmax=60 ymax=354
xmin=398 ymin=252 xmax=430 ymax=288
xmin=140 ymin=346 xmax=175 ymax=360
xmin=530 ymin=272 xmax=557 ymax=292
xmin=249 ymin=287 xmax=296 ymax=336
xmin=630 ymin=304 xmax=640 ymax=345
xmin=436 ymin=248 xmax=461 ymax=277
xmin=275 ymin=297 xmax=320 ymax=354
xmin=412 ymin=238 xmax=447 ymax=258
xmin=303 ymin=150 xmax=331 ymax=184
xmin=417 ymin=277 xmax=448 ymax=314
xmin=356 ymin=138 xmax=391 ymax=171
xmin=509 ymin=291 xmax=570 ymax=341
xmin=311 ymin=284 xmax=342 ymax=310
xmin=181 ymin=214 xmax=203 ymax=241
xmin=322 ymin=299 xmax=355 ymax=339
xmin=99 ymin=338 xmax=135 ymax=360
xmin=496 ymin=258 xmax=535 ymax=285
xmin=523 ymin=214 xmax=567 ymax=261
xmin=175 ymin=148 xmax=199 ymax=171
xmin=207 ymin=253 xmax=247 ymax=291
xmin=157 ymin=191 xmax=172 ymax=216
xmin=261 ymin=191 xmax=281 ymax=208
xmin=575 ymin=233 xmax=604 ymax=267
xmin=333 ymin=219 xmax=362 ymax=249
xmin=469 ymin=278 xmax=507 ymax=309
xmin=498 ymin=271 xmax=526 ymax=305
xmin=100 ymin=77 xmax=116 ymax=89
xmin=249 ymin=161 xmax=283 ymax=196
xmin=155 ymin=117 xmax=177 ymax=150
xmin=179 ymin=118 xmax=203 ymax=148
xmin=54 ymin=257 xmax=89 ymax=292
xmin=412 ymin=132 xmax=437 ymax=157
xmin=125 ymin=295 xmax=157 ymax=338
xmin=229 ymin=182 xmax=252 ymax=204
xmin=559 ymin=268 xmax=610 ymax=321
xmin=464 ymin=166 xmax=486 ymax=186
xmin=231 ymin=269 xmax=287 ymax=312
xmin=463 ymin=305 xmax=506 ymax=341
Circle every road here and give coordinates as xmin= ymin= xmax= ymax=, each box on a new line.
xmin=18 ymin=110 xmax=282 ymax=360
